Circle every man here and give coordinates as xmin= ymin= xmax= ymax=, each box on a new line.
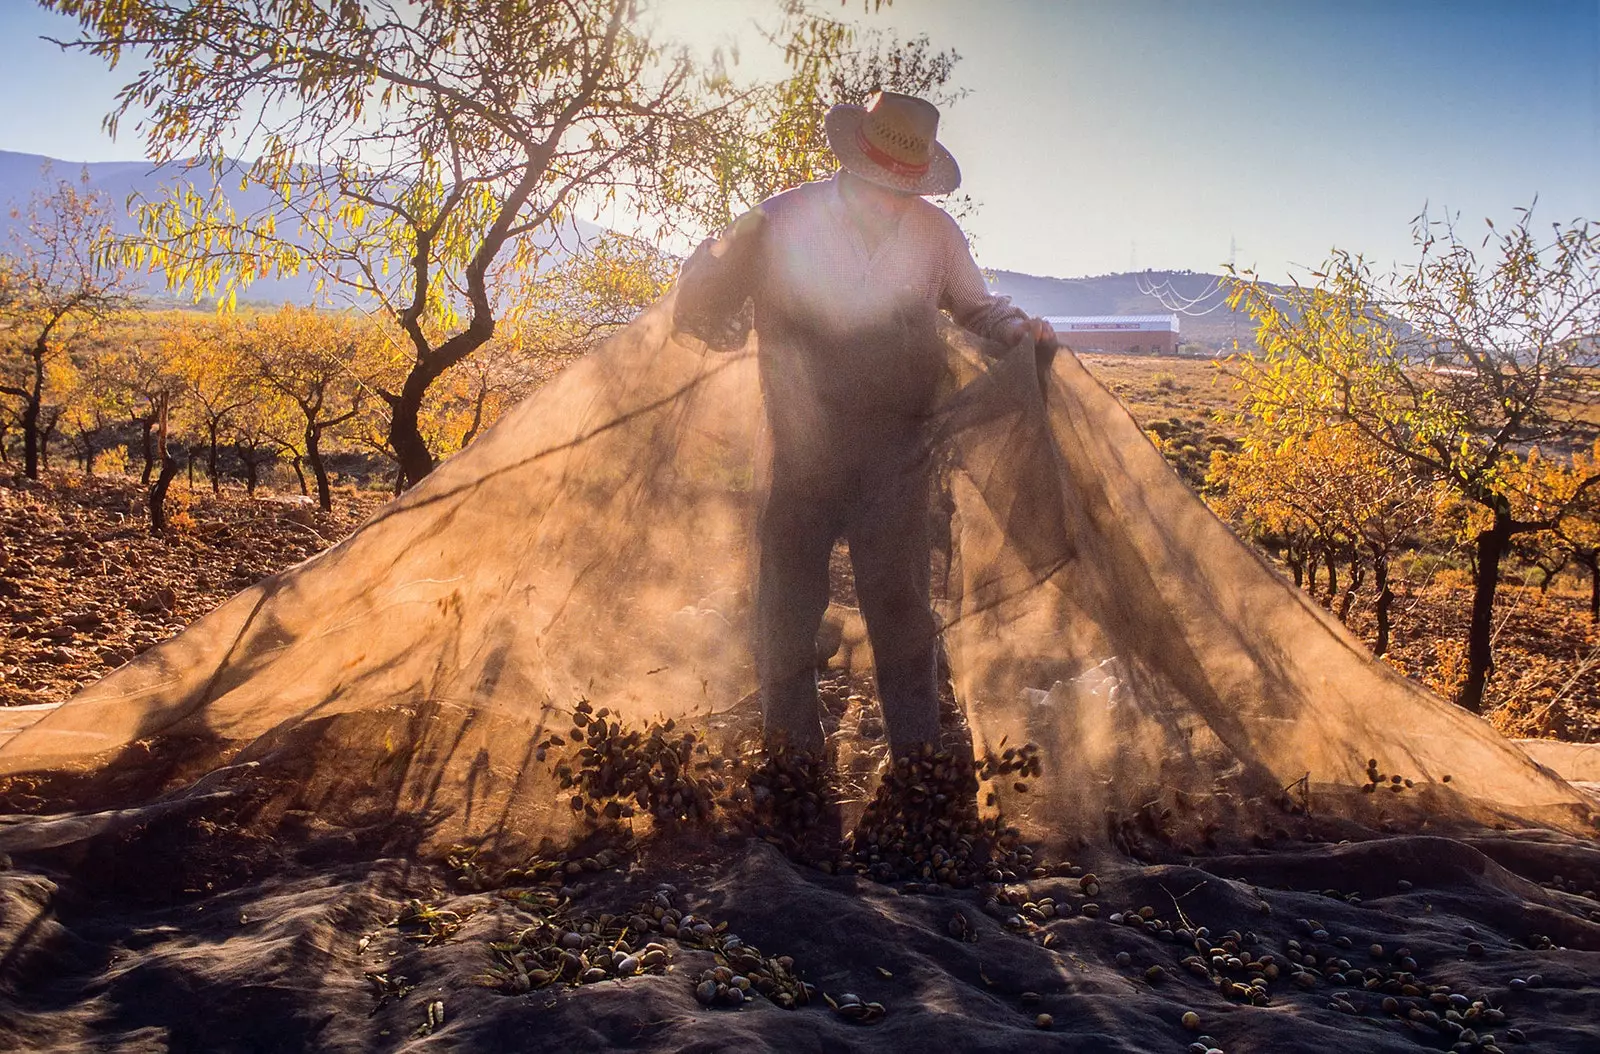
xmin=674 ymin=92 xmax=1058 ymax=761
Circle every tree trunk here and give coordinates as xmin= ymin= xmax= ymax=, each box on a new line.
xmin=461 ymin=384 xmax=489 ymax=450
xmin=150 ymin=449 xmax=178 ymax=535
xmin=1582 ymin=551 xmax=1600 ymax=624
xmin=20 ymin=342 xmax=45 ymax=480
xmin=1538 ymin=552 xmax=1568 ymax=594
xmin=1460 ymin=512 xmax=1513 ymax=713
xmin=149 ymin=395 xmax=177 ymax=536
xmin=1287 ymin=553 xmax=1304 ymax=589
xmin=1373 ymin=551 xmax=1393 ymax=657
xmin=1306 ymin=551 xmax=1320 ymax=597
xmin=306 ymin=422 xmax=332 ymax=512
xmin=387 ymin=276 xmax=498 ymax=490
xmin=241 ymin=452 xmax=259 ymax=495
xmin=207 ymin=421 xmax=222 ymax=495
xmin=20 ymin=397 xmax=39 ymax=480
xmin=1337 ymin=559 xmax=1364 ymax=624
xmin=290 ymin=456 xmax=308 ymax=496
xmin=185 ymin=443 xmax=197 ymax=489
xmin=1322 ymin=551 xmax=1338 ymax=609
xmin=139 ymin=416 xmax=155 ymax=485
xmin=387 ymin=371 xmax=440 ymax=491
xmin=38 ymin=409 xmax=59 ymax=472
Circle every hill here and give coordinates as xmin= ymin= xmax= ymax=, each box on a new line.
xmin=988 ymin=268 xmax=1256 ymax=353
xmin=0 ymin=150 xmax=603 ymax=305
xmin=2 ymin=150 xmax=1256 ymax=343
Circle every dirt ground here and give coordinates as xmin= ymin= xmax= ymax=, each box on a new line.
xmin=7 ymin=450 xmax=1600 ymax=745
xmin=3 ymin=465 xmax=1600 ymax=1052
xmin=0 ymin=473 xmax=386 ymax=709
xmin=1078 ymin=353 xmax=1240 ymax=427
xmin=1352 ymin=571 xmax=1600 ymax=743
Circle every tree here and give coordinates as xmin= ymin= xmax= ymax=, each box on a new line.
xmin=226 ymin=387 xmax=289 ymax=496
xmin=1206 ymin=434 xmax=1347 ymax=602
xmin=1557 ymin=441 xmax=1600 ymax=622
xmin=49 ymin=0 xmax=727 ymax=490
xmin=0 ymin=170 xmax=127 ymax=479
xmin=98 ymin=311 xmax=185 ymax=485
xmin=148 ymin=388 xmax=179 ymax=534
xmin=237 ymin=306 xmax=373 ymax=511
xmin=173 ymin=314 xmax=252 ymax=494
xmin=660 ymin=0 xmax=969 ymax=234
xmin=0 ymin=257 xmax=19 ymax=462
xmin=116 ymin=312 xmax=191 ymax=534
xmin=432 ymin=332 xmax=547 ymax=455
xmin=1228 ymin=207 xmax=1600 ymax=711
xmin=57 ymin=327 xmax=130 ymax=475
xmin=537 ymin=232 xmax=677 ymax=347
xmin=1207 ymin=424 xmax=1436 ymax=655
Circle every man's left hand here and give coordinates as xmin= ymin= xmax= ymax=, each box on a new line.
xmin=1022 ymin=316 xmax=1059 ymax=352
xmin=1022 ymin=317 xmax=1058 ymax=395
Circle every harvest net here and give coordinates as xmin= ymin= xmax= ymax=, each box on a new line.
xmin=0 ymin=292 xmax=1592 ymax=860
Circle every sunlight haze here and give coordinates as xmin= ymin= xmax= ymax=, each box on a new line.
xmin=0 ymin=0 xmax=1595 ymax=282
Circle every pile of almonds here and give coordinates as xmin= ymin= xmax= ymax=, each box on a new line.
xmin=831 ymin=742 xmax=1046 ymax=888
xmin=545 ymin=700 xmax=728 ymax=827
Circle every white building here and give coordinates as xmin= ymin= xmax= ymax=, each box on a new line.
xmin=1046 ymin=314 xmax=1180 ymax=355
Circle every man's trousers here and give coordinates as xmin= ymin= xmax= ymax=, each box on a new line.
xmin=755 ymin=429 xmax=940 ymax=758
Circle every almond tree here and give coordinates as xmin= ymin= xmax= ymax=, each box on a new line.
xmin=98 ymin=312 xmax=184 ymax=485
xmin=226 ymin=387 xmax=290 ymax=496
xmin=124 ymin=313 xmax=191 ymax=533
xmin=0 ymin=171 xmax=128 ymax=479
xmin=48 ymin=0 xmax=730 ymax=490
xmin=173 ymin=314 xmax=252 ymax=494
xmin=1228 ymin=207 xmax=1600 ymax=711
xmin=1207 ymin=424 xmax=1436 ymax=654
xmin=1554 ymin=442 xmax=1600 ymax=622
xmin=237 ymin=306 xmax=374 ymax=511
xmin=659 ymin=0 xmax=968 ymax=233
xmin=58 ymin=327 xmax=130 ymax=474
xmin=1206 ymin=433 xmax=1351 ymax=605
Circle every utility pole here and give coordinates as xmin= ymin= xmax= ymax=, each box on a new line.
xmin=1228 ymin=235 xmax=1240 ymax=350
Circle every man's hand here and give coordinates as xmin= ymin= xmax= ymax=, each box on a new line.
xmin=1020 ymin=316 xmax=1059 ymax=396
xmin=1022 ymin=316 xmax=1059 ymax=352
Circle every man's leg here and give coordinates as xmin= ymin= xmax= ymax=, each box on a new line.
xmin=756 ymin=473 xmax=839 ymax=755
xmin=849 ymin=457 xmax=940 ymax=757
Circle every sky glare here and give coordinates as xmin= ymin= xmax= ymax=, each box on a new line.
xmin=0 ymin=0 xmax=1596 ymax=283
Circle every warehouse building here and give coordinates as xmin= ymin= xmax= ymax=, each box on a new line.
xmin=1047 ymin=314 xmax=1180 ymax=355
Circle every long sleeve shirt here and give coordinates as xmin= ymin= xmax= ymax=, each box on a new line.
xmin=674 ymin=173 xmax=1028 ymax=450
xmin=675 ymin=173 xmax=1026 ymax=349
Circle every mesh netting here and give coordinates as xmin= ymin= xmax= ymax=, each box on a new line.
xmin=0 ymin=291 xmax=1592 ymax=858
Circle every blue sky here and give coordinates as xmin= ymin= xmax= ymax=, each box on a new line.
xmin=1 ymin=0 xmax=1596 ymax=282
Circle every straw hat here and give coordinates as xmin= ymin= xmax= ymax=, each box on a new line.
xmin=824 ymin=91 xmax=961 ymax=196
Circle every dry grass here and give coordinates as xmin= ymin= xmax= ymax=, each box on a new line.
xmin=1077 ymin=353 xmax=1240 ymax=430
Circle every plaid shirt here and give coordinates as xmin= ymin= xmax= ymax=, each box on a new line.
xmin=674 ymin=173 xmax=1028 ymax=354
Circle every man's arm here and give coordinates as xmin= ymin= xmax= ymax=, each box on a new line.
xmin=939 ymin=221 xmax=1058 ymax=358
xmin=672 ymin=209 xmax=767 ymax=349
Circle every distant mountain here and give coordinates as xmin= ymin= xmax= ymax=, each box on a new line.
xmin=988 ymin=269 xmax=1257 ymax=353
xmin=1 ymin=151 xmax=318 ymax=304
xmin=3 ymin=150 xmax=1256 ymax=345
xmin=0 ymin=150 xmax=604 ymax=305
